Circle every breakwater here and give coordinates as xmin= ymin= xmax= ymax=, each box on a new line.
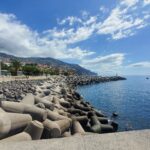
xmin=67 ymin=76 xmax=126 ymax=86
xmin=0 ymin=75 xmax=125 ymax=142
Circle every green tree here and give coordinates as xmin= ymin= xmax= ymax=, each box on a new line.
xmin=10 ymin=59 xmax=21 ymax=76
xmin=1 ymin=62 xmax=9 ymax=70
xmin=22 ymin=64 xmax=41 ymax=76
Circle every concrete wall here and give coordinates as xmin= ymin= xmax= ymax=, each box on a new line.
xmin=0 ymin=129 xmax=149 ymax=150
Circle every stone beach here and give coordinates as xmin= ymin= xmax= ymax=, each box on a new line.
xmin=0 ymin=75 xmax=126 ymax=142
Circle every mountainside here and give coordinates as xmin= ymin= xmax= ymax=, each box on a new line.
xmin=0 ymin=52 xmax=97 ymax=75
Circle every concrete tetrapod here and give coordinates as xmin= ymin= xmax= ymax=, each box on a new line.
xmin=61 ymin=132 xmax=71 ymax=137
xmin=97 ymin=117 xmax=109 ymax=124
xmin=0 ymin=101 xmax=47 ymax=122
xmin=1 ymin=132 xmax=32 ymax=142
xmin=57 ymin=109 xmax=70 ymax=117
xmin=109 ymin=121 xmax=118 ymax=132
xmin=90 ymin=115 xmax=102 ymax=133
xmin=42 ymin=119 xmax=61 ymax=138
xmin=24 ymin=120 xmax=44 ymax=140
xmin=20 ymin=93 xmax=35 ymax=105
xmin=100 ymin=124 xmax=113 ymax=133
xmin=94 ymin=110 xmax=105 ymax=117
xmin=68 ymin=108 xmax=87 ymax=116
xmin=34 ymin=96 xmax=54 ymax=111
xmin=0 ymin=113 xmax=32 ymax=139
xmin=52 ymin=97 xmax=67 ymax=111
xmin=55 ymin=119 xmax=71 ymax=135
xmin=2 ymin=120 xmax=44 ymax=141
xmin=90 ymin=115 xmax=114 ymax=133
xmin=0 ymin=107 xmax=5 ymax=113
xmin=35 ymin=103 xmax=46 ymax=109
xmin=47 ymin=109 xmax=70 ymax=121
xmin=73 ymin=103 xmax=91 ymax=112
xmin=71 ymin=120 xmax=85 ymax=135
xmin=71 ymin=116 xmax=88 ymax=128
xmin=88 ymin=110 xmax=105 ymax=118
xmin=59 ymin=98 xmax=71 ymax=108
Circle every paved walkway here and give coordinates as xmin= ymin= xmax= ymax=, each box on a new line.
xmin=0 ymin=129 xmax=149 ymax=150
xmin=0 ymin=76 xmax=47 ymax=82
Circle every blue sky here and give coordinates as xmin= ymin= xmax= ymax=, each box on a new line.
xmin=0 ymin=0 xmax=150 ymax=75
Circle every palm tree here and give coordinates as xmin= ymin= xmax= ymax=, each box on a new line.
xmin=10 ymin=59 xmax=21 ymax=76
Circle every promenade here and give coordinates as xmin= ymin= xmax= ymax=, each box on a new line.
xmin=0 ymin=129 xmax=149 ymax=150
xmin=0 ymin=76 xmax=47 ymax=82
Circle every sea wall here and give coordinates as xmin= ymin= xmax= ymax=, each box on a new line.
xmin=0 ymin=75 xmax=125 ymax=142
xmin=0 ymin=129 xmax=149 ymax=150
xmin=67 ymin=75 xmax=126 ymax=86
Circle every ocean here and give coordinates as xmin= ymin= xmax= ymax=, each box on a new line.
xmin=77 ymin=76 xmax=150 ymax=131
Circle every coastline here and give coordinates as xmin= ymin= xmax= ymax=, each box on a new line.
xmin=0 ymin=75 xmax=126 ymax=141
xmin=67 ymin=75 xmax=126 ymax=86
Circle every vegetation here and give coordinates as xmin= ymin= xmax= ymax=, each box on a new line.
xmin=22 ymin=64 xmax=41 ymax=76
xmin=1 ymin=59 xmax=76 ymax=76
xmin=9 ymin=59 xmax=21 ymax=76
xmin=1 ymin=62 xmax=9 ymax=70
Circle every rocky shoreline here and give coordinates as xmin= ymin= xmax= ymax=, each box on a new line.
xmin=0 ymin=75 xmax=126 ymax=142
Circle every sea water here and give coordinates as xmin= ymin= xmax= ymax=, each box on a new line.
xmin=77 ymin=76 xmax=150 ymax=131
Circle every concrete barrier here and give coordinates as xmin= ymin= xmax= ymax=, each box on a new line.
xmin=0 ymin=113 xmax=32 ymax=139
xmin=0 ymin=107 xmax=5 ymax=112
xmin=73 ymin=103 xmax=91 ymax=111
xmin=42 ymin=119 xmax=61 ymax=138
xmin=71 ymin=116 xmax=88 ymax=128
xmin=34 ymin=96 xmax=54 ymax=110
xmin=97 ymin=117 xmax=109 ymax=124
xmin=0 ymin=101 xmax=47 ymax=121
xmin=90 ymin=115 xmax=101 ymax=133
xmin=21 ymin=93 xmax=35 ymax=105
xmin=55 ymin=119 xmax=71 ymax=134
xmin=100 ymin=124 xmax=113 ymax=133
xmin=61 ymin=131 xmax=71 ymax=137
xmin=47 ymin=109 xmax=69 ymax=121
xmin=24 ymin=121 xmax=44 ymax=140
xmin=71 ymin=120 xmax=85 ymax=135
xmin=1 ymin=132 xmax=32 ymax=142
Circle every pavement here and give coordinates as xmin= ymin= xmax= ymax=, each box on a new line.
xmin=0 ymin=129 xmax=149 ymax=150
xmin=0 ymin=76 xmax=47 ymax=82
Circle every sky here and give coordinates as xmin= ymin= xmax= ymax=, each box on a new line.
xmin=0 ymin=0 xmax=150 ymax=75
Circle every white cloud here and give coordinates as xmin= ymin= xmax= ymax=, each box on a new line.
xmin=84 ymin=16 xmax=97 ymax=25
xmin=81 ymin=53 xmax=125 ymax=73
xmin=0 ymin=13 xmax=40 ymax=56
xmin=46 ymin=26 xmax=94 ymax=44
xmin=63 ymin=47 xmax=95 ymax=59
xmin=65 ymin=26 xmax=95 ymax=44
xmin=143 ymin=0 xmax=150 ymax=5
xmin=0 ymin=13 xmax=94 ymax=60
xmin=58 ymin=16 xmax=82 ymax=26
xmin=120 ymin=0 xmax=139 ymax=7
xmin=0 ymin=1 xmax=150 ymax=75
xmin=56 ymin=1 xmax=150 ymax=42
xmin=97 ymin=4 xmax=150 ymax=40
xmin=99 ymin=6 xmax=109 ymax=13
xmin=127 ymin=61 xmax=150 ymax=68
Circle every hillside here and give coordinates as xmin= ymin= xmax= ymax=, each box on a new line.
xmin=0 ymin=52 xmax=97 ymax=75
